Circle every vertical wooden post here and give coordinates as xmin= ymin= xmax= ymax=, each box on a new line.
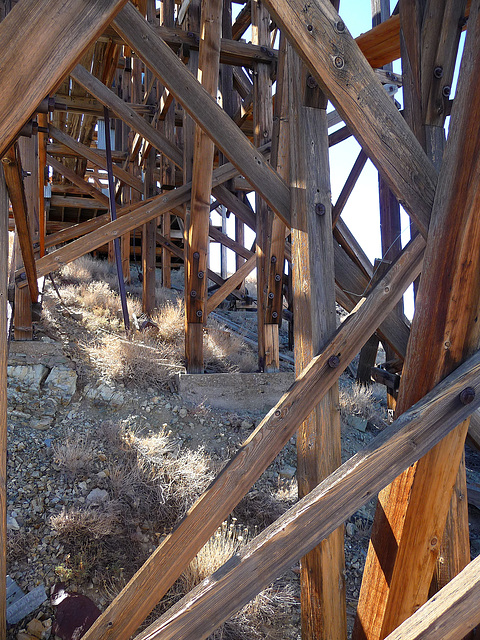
xmin=289 ymin=46 xmax=346 ymax=640
xmin=0 ymin=164 xmax=8 ymax=640
xmin=185 ymin=0 xmax=223 ymax=372
xmin=252 ymin=0 xmax=273 ymax=371
xmin=37 ymin=112 xmax=47 ymax=257
xmin=354 ymin=5 xmax=480 ymax=637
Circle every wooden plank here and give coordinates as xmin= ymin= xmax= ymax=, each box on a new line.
xmin=261 ymin=0 xmax=438 ymax=238
xmin=2 ymin=145 xmax=38 ymax=303
xmin=82 ymin=233 xmax=424 ymax=640
xmin=383 ymin=554 xmax=480 ymax=640
xmin=206 ymin=254 xmax=256 ymax=314
xmin=185 ymin=0 xmax=223 ymax=372
xmin=131 ymin=348 xmax=480 ymax=640
xmin=288 ymin=45 xmax=346 ymax=639
xmin=48 ymin=143 xmax=127 ymax=162
xmin=49 ymin=125 xmax=144 ymax=193
xmin=46 ymin=155 xmax=111 ymax=207
xmin=0 ymin=0 xmax=129 ymax=157
xmin=70 ymin=65 xmax=183 ymax=170
xmin=331 ymin=149 xmax=368 ymax=228
xmin=38 ymin=113 xmax=47 ymax=257
xmin=354 ymin=6 xmax=480 ymax=636
xmin=50 ymin=195 xmax=107 ymax=210
xmin=112 ymin=2 xmax=291 ymax=226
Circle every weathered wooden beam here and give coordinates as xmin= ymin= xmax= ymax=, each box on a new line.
xmin=332 ymin=149 xmax=368 ymax=228
xmin=46 ymin=155 xmax=110 ymax=207
xmin=289 ymin=44 xmax=346 ymax=639
xmin=0 ymin=0 xmax=129 ymax=157
xmin=2 ymin=145 xmax=38 ymax=303
xmin=383 ymin=554 xmax=480 ymax=640
xmin=206 ymin=254 xmax=256 ymax=314
xmin=132 ymin=348 xmax=480 ymax=640
xmin=261 ymin=0 xmax=438 ymax=237
xmin=112 ymin=2 xmax=291 ymax=226
xmin=185 ymin=0 xmax=223 ymax=372
xmin=48 ymin=143 xmax=127 ymax=162
xmin=354 ymin=5 xmax=480 ymax=636
xmin=49 ymin=125 xmax=143 ymax=193
xmin=81 ymin=233 xmax=424 ymax=640
xmin=70 ymin=65 xmax=183 ymax=170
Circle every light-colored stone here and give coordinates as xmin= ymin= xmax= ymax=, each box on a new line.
xmin=26 ymin=618 xmax=46 ymax=639
xmin=86 ymin=488 xmax=109 ymax=504
xmin=8 ymin=365 xmax=49 ymax=392
xmin=44 ymin=367 xmax=77 ymax=405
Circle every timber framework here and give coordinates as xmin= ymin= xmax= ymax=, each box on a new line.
xmin=0 ymin=0 xmax=480 ymax=638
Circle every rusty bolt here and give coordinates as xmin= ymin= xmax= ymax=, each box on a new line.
xmin=431 ymin=537 xmax=438 ymax=547
xmin=328 ymin=355 xmax=340 ymax=368
xmin=268 ymin=292 xmax=274 ymax=300
xmin=433 ymin=66 xmax=443 ymax=79
xmin=334 ymin=56 xmax=345 ymax=69
xmin=190 ymin=290 xmax=197 ymax=298
xmin=198 ymin=271 xmax=204 ymax=279
xmin=306 ymin=75 xmax=318 ymax=89
xmin=335 ymin=20 xmax=345 ymax=32
xmin=459 ymin=387 xmax=475 ymax=405
xmin=272 ymin=311 xmax=278 ymax=319
xmin=193 ymin=251 xmax=200 ymax=259
xmin=275 ymin=274 xmax=281 ymax=282
xmin=271 ymin=255 xmax=277 ymax=263
xmin=316 ymin=203 xmax=326 ymax=216
xmin=275 ymin=409 xmax=281 ymax=416
xmin=442 ymin=85 xmax=451 ymax=97
xmin=307 ymin=24 xmax=313 ymax=32
xmin=196 ymin=309 xmax=203 ymax=318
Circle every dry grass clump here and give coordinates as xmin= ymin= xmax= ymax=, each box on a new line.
xmin=52 ymin=435 xmax=95 ymax=476
xmin=204 ymin=321 xmax=256 ymax=373
xmin=50 ymin=504 xmax=121 ymax=539
xmin=339 ymin=382 xmax=376 ymax=421
xmin=177 ymin=519 xmax=296 ymax=640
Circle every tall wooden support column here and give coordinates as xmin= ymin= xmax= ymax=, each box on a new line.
xmin=252 ymin=0 xmax=273 ymax=371
xmin=289 ymin=48 xmax=346 ymax=640
xmin=185 ymin=0 xmax=223 ymax=372
xmin=353 ymin=5 xmax=480 ymax=637
xmin=160 ymin=0 xmax=176 ymax=289
xmin=0 ymin=165 xmax=8 ymax=640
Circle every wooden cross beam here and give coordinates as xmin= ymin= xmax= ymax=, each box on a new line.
xmin=0 ymin=0 xmax=129 ymax=157
xmin=46 ymin=155 xmax=110 ymax=207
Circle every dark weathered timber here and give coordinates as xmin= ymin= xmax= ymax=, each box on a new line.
xmin=261 ymin=0 xmax=437 ymax=237
xmin=0 ymin=0 xmax=129 ymax=157
xmin=81 ymin=234 xmax=424 ymax=640
xmin=46 ymin=155 xmax=110 ymax=207
xmin=131 ymin=349 xmax=480 ymax=640
xmin=112 ymin=3 xmax=291 ymax=226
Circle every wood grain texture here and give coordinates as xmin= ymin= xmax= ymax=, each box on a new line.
xmin=288 ymin=47 xmax=346 ymax=639
xmin=132 ymin=348 xmax=480 ymax=640
xmin=46 ymin=155 xmax=110 ymax=207
xmin=70 ymin=65 xmax=183 ymax=169
xmin=112 ymin=2 xmax=291 ymax=225
xmin=355 ymin=4 xmax=480 ymax=636
xmin=206 ymin=254 xmax=256 ymax=314
xmin=261 ymin=0 xmax=437 ymax=237
xmin=82 ymin=234 xmax=424 ymax=640
xmin=0 ymin=0 xmax=129 ymax=157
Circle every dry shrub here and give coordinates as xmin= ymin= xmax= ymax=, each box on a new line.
xmin=59 ymin=255 xmax=118 ymax=288
xmin=204 ymin=320 xmax=256 ymax=373
xmin=85 ymin=332 xmax=183 ymax=390
xmin=179 ymin=520 xmax=296 ymax=640
xmin=53 ymin=435 xmax=95 ymax=476
xmin=339 ymin=382 xmax=376 ymax=421
xmin=50 ymin=504 xmax=121 ymax=539
xmin=150 ymin=299 xmax=184 ymax=344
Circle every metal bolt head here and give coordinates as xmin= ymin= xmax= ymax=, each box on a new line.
xmin=275 ymin=274 xmax=281 ymax=282
xmin=193 ymin=251 xmax=200 ymax=259
xmin=196 ymin=309 xmax=203 ymax=318
xmin=460 ymin=387 xmax=475 ymax=405
xmin=306 ymin=75 xmax=318 ymax=89
xmin=442 ymin=85 xmax=451 ymax=97
xmin=334 ymin=56 xmax=345 ymax=69
xmin=328 ymin=355 xmax=340 ymax=368
xmin=307 ymin=24 xmax=313 ymax=32
xmin=316 ymin=203 xmax=326 ymax=216
xmin=198 ymin=271 xmax=204 ymax=279
xmin=268 ymin=292 xmax=274 ymax=300
xmin=335 ymin=20 xmax=345 ymax=32
xmin=271 ymin=255 xmax=277 ymax=264
xmin=190 ymin=290 xmax=197 ymax=298
xmin=433 ymin=66 xmax=443 ymax=79
xmin=272 ymin=311 xmax=278 ymax=319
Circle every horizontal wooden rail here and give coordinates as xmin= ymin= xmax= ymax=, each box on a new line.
xmin=82 ymin=233 xmax=425 ymax=640
xmin=136 ymin=348 xmax=480 ymax=640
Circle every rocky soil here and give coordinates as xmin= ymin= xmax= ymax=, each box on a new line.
xmin=5 ymin=271 xmax=480 ymax=639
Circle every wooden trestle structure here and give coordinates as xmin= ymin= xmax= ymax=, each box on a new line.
xmin=1 ymin=0 xmax=480 ymax=638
